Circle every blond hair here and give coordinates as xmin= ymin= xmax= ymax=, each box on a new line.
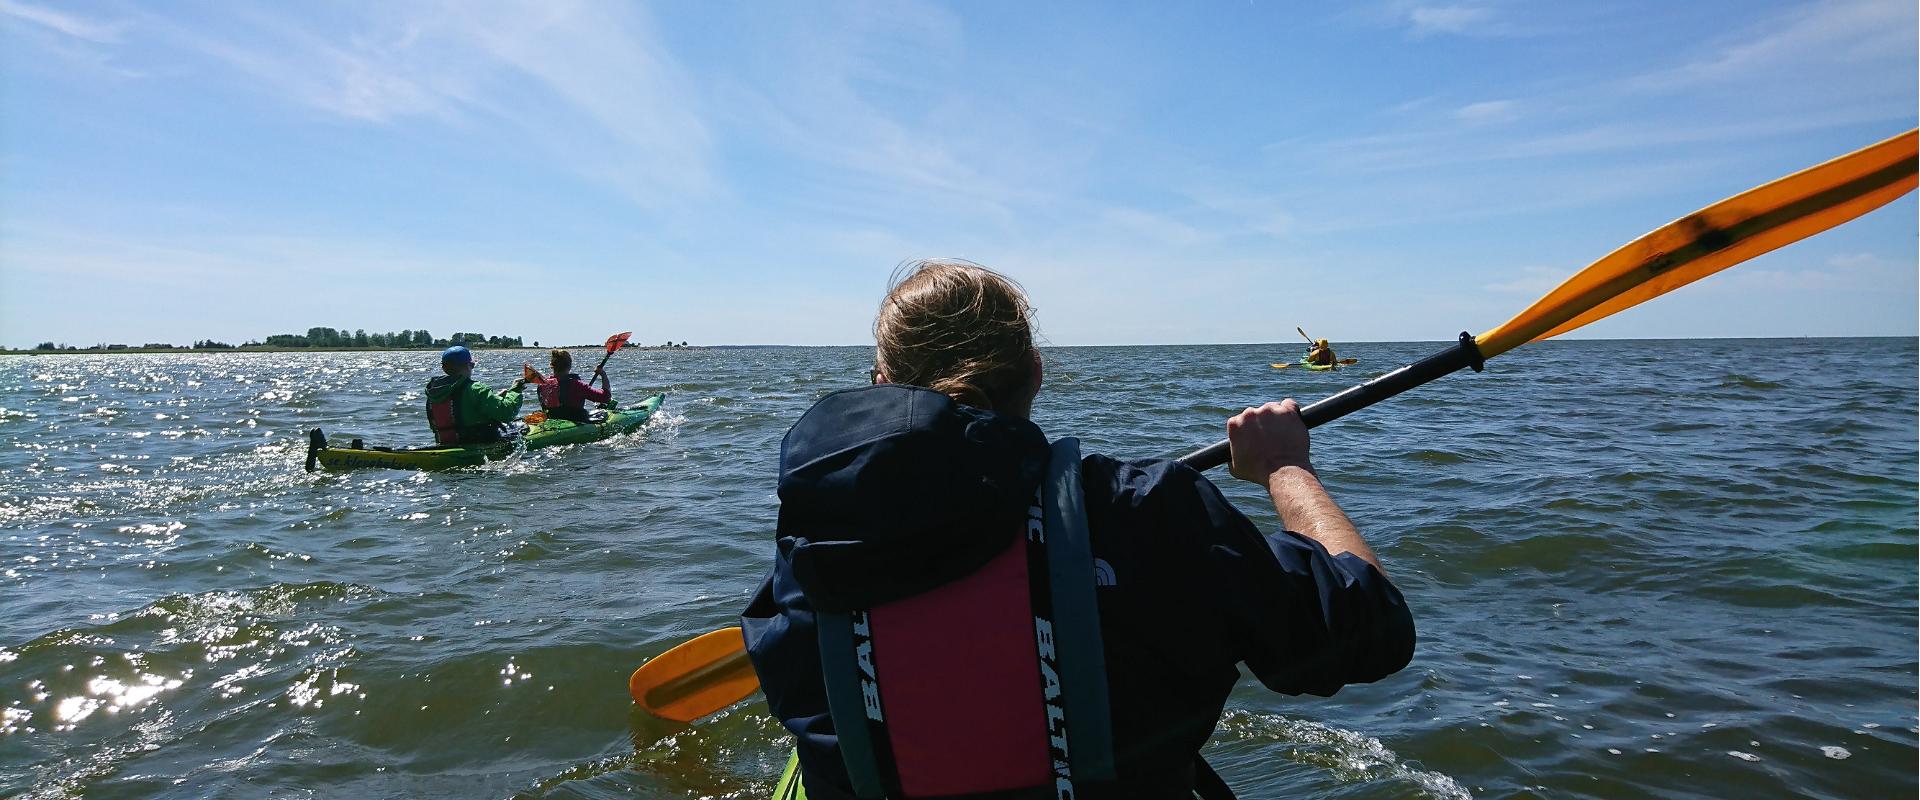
xmin=875 ymin=259 xmax=1036 ymax=411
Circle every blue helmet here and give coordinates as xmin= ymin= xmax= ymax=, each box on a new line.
xmin=440 ymin=345 xmax=472 ymax=365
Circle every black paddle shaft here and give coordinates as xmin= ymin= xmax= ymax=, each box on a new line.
xmin=1177 ymin=333 xmax=1486 ymax=472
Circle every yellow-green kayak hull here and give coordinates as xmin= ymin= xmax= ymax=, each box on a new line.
xmin=305 ymin=393 xmax=665 ymax=471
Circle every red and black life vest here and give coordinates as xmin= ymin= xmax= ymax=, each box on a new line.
xmin=425 ymin=376 xmax=507 ymax=446
xmin=814 ymin=438 xmax=1118 ymax=799
xmin=428 ymin=390 xmax=465 ymax=446
xmin=538 ymin=374 xmax=594 ymax=424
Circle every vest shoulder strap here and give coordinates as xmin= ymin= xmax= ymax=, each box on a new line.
xmin=1040 ymin=437 xmax=1114 ymax=782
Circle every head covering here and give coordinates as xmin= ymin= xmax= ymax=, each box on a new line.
xmin=441 ymin=345 xmax=472 ymax=365
xmin=1315 ymin=339 xmax=1329 ymax=347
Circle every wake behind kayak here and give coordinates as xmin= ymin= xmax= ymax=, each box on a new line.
xmin=305 ymin=392 xmax=666 ymax=471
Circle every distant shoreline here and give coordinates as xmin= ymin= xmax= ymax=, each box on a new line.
xmin=1 ymin=335 xmax=1912 ymax=355
xmin=0 ymin=345 xmax=707 ymax=356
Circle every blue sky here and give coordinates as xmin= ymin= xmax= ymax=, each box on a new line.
xmin=1 ymin=0 xmax=1914 ymax=348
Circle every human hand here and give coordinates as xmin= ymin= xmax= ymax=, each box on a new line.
xmin=1227 ymin=399 xmax=1312 ymax=485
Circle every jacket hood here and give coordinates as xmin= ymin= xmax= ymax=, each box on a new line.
xmin=425 ymin=374 xmax=467 ymax=402
xmin=777 ymin=384 xmax=1050 ymax=612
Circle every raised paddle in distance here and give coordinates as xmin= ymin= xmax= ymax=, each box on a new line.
xmin=1298 ymin=326 xmax=1341 ymax=370
xmin=624 ymin=129 xmax=1918 ymax=723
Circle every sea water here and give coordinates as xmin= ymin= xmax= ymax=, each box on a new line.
xmin=1 ymin=338 xmax=1913 ymax=799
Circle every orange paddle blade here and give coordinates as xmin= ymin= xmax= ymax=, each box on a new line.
xmin=523 ymin=364 xmax=544 ymax=384
xmin=605 ymin=332 xmax=632 ymax=353
xmin=627 ymin=626 xmax=759 ymax=723
xmin=1477 ymin=129 xmax=1917 ymax=358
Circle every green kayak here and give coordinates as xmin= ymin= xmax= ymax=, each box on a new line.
xmin=304 ymin=393 xmax=665 ymax=471
xmin=773 ymin=751 xmax=804 ymax=799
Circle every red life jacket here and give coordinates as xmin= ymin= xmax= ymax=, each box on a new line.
xmin=428 ymin=395 xmax=463 ymax=445
xmin=814 ymin=438 xmax=1116 ymax=799
xmin=539 ymin=374 xmax=595 ymax=423
xmin=426 ymin=376 xmax=510 ymax=445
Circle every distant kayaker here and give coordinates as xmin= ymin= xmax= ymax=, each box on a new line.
xmin=424 ymin=345 xmax=526 ymax=445
xmin=536 ymin=348 xmax=612 ymax=424
xmin=1306 ymin=338 xmax=1337 ymax=366
xmin=742 ymin=260 xmax=1413 ymax=798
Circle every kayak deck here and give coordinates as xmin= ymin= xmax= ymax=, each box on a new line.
xmin=305 ymin=393 xmax=666 ymax=471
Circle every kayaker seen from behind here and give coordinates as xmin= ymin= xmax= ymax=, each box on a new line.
xmin=425 ymin=345 xmax=527 ymax=445
xmin=536 ymin=348 xmax=613 ymax=424
xmin=742 ymin=259 xmax=1414 ymax=798
xmin=1306 ymin=337 xmax=1338 ymax=366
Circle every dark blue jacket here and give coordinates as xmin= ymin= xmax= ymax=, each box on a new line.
xmin=742 ymin=385 xmax=1415 ymax=798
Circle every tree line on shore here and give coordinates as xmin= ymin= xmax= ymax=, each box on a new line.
xmin=22 ymin=328 xmax=697 ymax=352
xmin=28 ymin=328 xmax=530 ymax=352
xmin=261 ymin=328 xmax=524 ymax=349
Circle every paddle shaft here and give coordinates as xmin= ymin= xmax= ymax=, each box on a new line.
xmin=1180 ymin=333 xmax=1484 ymax=471
xmin=586 ymin=335 xmax=630 ymax=399
xmin=591 ymin=349 xmax=617 ymax=379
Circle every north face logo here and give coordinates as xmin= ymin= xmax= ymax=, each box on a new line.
xmin=1092 ymin=558 xmax=1116 ymax=587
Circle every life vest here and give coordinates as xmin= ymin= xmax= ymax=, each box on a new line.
xmin=425 ymin=376 xmax=507 ymax=445
xmin=811 ymin=438 xmax=1117 ymax=799
xmin=538 ymin=375 xmax=578 ymax=419
xmin=428 ymin=388 xmax=465 ymax=445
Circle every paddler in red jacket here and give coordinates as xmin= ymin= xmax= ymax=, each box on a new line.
xmin=535 ymin=348 xmax=612 ymax=424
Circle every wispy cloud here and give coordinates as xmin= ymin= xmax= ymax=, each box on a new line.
xmin=0 ymin=0 xmax=126 ymax=43
xmin=1099 ymin=208 xmax=1210 ymax=247
xmin=1484 ymin=266 xmax=1566 ymax=295
xmin=1825 ymin=252 xmax=1892 ymax=270
xmin=1454 ymin=99 xmax=1518 ymax=124
xmin=706 ymin=0 xmax=1107 ymax=229
xmin=1634 ymin=0 xmax=1916 ymax=93
xmin=1268 ymin=0 xmax=1911 ymax=192
xmin=129 ymin=1 xmax=716 ymax=207
xmin=1407 ymin=5 xmax=1498 ymax=37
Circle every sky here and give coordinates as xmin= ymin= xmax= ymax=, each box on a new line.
xmin=1 ymin=0 xmax=1914 ymax=348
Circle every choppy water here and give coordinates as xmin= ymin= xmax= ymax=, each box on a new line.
xmin=1 ymin=338 xmax=1913 ymax=799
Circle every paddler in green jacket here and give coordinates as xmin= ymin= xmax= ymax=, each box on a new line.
xmin=1306 ymin=338 xmax=1337 ymax=366
xmin=424 ymin=345 xmax=527 ymax=446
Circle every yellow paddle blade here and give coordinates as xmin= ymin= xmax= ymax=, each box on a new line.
xmin=1271 ymin=362 xmax=1294 ymax=369
xmin=1477 ymin=129 xmax=1917 ymax=358
xmin=627 ymin=626 xmax=759 ymax=723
